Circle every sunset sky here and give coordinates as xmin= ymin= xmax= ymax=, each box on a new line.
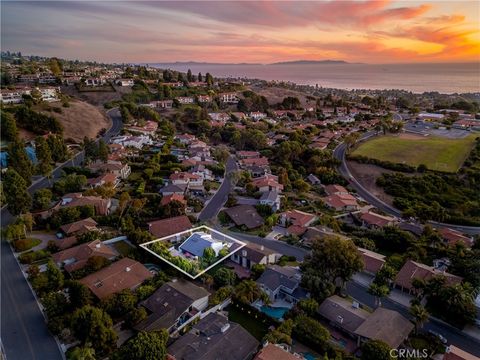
xmin=2 ymin=1 xmax=479 ymax=64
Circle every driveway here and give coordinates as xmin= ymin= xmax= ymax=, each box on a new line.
xmin=198 ymin=156 xmax=238 ymax=222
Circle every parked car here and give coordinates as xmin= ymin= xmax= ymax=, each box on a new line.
xmin=428 ymin=330 xmax=447 ymax=344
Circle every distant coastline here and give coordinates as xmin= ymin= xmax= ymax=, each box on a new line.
xmin=148 ymin=62 xmax=479 ymax=94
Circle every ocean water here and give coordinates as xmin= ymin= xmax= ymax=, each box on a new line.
xmin=151 ymin=62 xmax=480 ymax=94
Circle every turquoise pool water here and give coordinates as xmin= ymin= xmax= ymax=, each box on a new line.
xmin=260 ymin=306 xmax=289 ymax=320
xmin=302 ymin=352 xmax=316 ymax=360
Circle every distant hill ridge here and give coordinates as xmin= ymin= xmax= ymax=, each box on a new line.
xmin=148 ymin=59 xmax=349 ymax=66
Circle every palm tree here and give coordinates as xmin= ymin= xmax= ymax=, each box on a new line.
xmin=234 ymin=280 xmax=262 ymax=304
xmin=409 ymin=304 xmax=429 ymax=334
xmin=368 ymin=283 xmax=390 ymax=307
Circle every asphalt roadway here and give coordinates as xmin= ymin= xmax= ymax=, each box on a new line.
xmin=333 ymin=133 xmax=480 ymax=235
xmin=0 ymin=109 xmax=122 ymax=360
xmin=198 ymin=156 xmax=238 ymax=222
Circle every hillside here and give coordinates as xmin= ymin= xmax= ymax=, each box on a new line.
xmin=34 ymin=99 xmax=111 ymax=143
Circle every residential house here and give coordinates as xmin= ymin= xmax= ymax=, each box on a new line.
xmin=306 ymin=174 xmax=321 ymax=185
xmin=117 ymin=79 xmax=134 ymax=86
xmin=318 ymin=295 xmax=370 ymax=338
xmin=79 ymin=258 xmax=153 ymax=300
xmin=358 ymin=248 xmax=386 ymax=275
xmin=251 ymin=174 xmax=284 ymax=193
xmin=322 ymin=193 xmax=359 ymax=212
xmin=257 ymin=265 xmax=309 ymax=306
xmin=155 ymin=100 xmax=174 ymax=109
xmin=230 ymin=244 xmax=280 ymax=269
xmin=89 ymin=161 xmax=131 ymax=179
xmin=318 ymin=296 xmax=414 ymax=348
xmin=259 ymin=191 xmax=281 ymax=212
xmin=209 ymin=112 xmax=230 ymax=122
xmin=85 ymin=77 xmax=106 ymax=86
xmin=62 ymin=194 xmax=112 ymax=216
xmin=219 ymin=92 xmax=240 ymax=104
xmin=147 ymin=215 xmax=192 ymax=239
xmin=354 ymin=307 xmax=414 ymax=348
xmin=176 ymin=96 xmax=195 ymax=104
xmin=254 ymin=344 xmax=300 ymax=360
xmin=159 ymin=183 xmax=187 ymax=196
xmin=167 ymin=312 xmax=259 ymax=360
xmin=175 ymin=134 xmax=196 ymax=145
xmin=237 ymin=151 xmax=260 ymax=159
xmin=135 ymin=279 xmax=210 ymax=333
xmin=178 ymin=232 xmax=226 ymax=258
xmin=438 ymin=228 xmax=474 ymax=247
xmin=161 ymin=193 xmax=187 ymax=207
xmin=52 ymin=239 xmax=117 ymax=274
xmin=191 ymin=164 xmax=214 ymax=181
xmin=394 ymin=260 xmax=463 ymax=294
xmin=88 ymin=173 xmax=120 ymax=189
xmin=60 ymin=218 xmax=98 ymax=237
xmin=279 ymin=210 xmax=317 ymax=237
xmin=249 ymin=112 xmax=267 ymax=121
xmin=241 ymin=157 xmax=270 ymax=168
xmin=125 ymin=120 xmax=158 ymax=136
xmin=170 ymin=172 xmax=203 ymax=187
xmin=246 ymin=165 xmax=269 ymax=178
xmin=197 ymin=95 xmax=212 ymax=103
xmin=224 ymin=205 xmax=264 ymax=229
xmin=359 ymin=211 xmax=397 ymax=229
xmin=111 ymin=135 xmax=153 ymax=149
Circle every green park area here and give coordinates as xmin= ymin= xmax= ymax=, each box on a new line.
xmin=352 ymin=134 xmax=477 ymax=173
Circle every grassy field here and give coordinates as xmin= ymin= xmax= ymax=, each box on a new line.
xmin=352 ymin=134 xmax=477 ymax=173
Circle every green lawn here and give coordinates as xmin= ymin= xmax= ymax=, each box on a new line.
xmin=352 ymin=134 xmax=477 ymax=172
xmin=226 ymin=304 xmax=270 ymax=340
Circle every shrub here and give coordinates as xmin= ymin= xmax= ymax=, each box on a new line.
xmin=18 ymin=249 xmax=50 ymax=264
xmin=13 ymin=238 xmax=41 ymax=252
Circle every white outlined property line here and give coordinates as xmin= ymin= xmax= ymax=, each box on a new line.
xmin=140 ymin=225 xmax=246 ymax=279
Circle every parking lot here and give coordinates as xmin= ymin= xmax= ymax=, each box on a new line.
xmin=404 ymin=121 xmax=472 ymax=139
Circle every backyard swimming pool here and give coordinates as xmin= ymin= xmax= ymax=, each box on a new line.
xmin=260 ymin=306 xmax=290 ymax=320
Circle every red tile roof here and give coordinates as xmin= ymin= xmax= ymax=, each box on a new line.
xmin=53 ymin=240 xmax=117 ymax=273
xmin=394 ymin=260 xmax=462 ymax=291
xmin=147 ymin=215 xmax=192 ymax=239
xmin=358 ymin=248 xmax=386 ymax=274
xmin=60 ymin=218 xmax=98 ymax=236
xmin=160 ymin=194 xmax=187 ymax=206
xmin=439 ymin=228 xmax=473 ymax=247
xmin=281 ymin=210 xmax=317 ymax=228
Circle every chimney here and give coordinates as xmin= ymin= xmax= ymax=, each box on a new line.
xmin=260 ymin=245 xmax=264 ymax=251
xmin=125 ymin=267 xmax=131 ymax=272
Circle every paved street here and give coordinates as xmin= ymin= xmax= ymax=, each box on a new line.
xmin=0 ymin=109 xmax=122 ymax=360
xmin=198 ymin=156 xmax=238 ymax=221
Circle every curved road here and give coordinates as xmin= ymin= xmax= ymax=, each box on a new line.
xmin=198 ymin=156 xmax=238 ymax=222
xmin=1 ymin=109 xmax=123 ymax=360
xmin=333 ymin=134 xmax=480 ymax=235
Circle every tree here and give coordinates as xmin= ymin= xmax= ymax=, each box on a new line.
xmin=297 ymin=298 xmax=319 ymax=317
xmin=301 ymin=236 xmax=363 ymax=300
xmin=70 ymin=305 xmax=117 ymax=353
xmin=360 ymin=339 xmax=392 ymax=360
xmin=35 ymin=136 xmax=53 ymax=176
xmin=213 ymin=267 xmax=236 ymax=287
xmin=7 ymin=139 xmax=33 ymax=183
xmin=187 ymin=69 xmax=193 ymax=82
xmin=202 ymin=247 xmax=216 ymax=265
xmin=409 ymin=304 xmax=429 ymax=334
xmin=68 ymin=344 xmax=96 ymax=360
xmin=124 ymin=307 xmax=148 ymax=328
xmin=264 ymin=319 xmax=294 ymax=345
xmin=45 ymin=260 xmax=64 ymax=292
xmin=97 ymin=139 xmax=109 ymax=163
xmin=101 ymin=289 xmax=137 ymax=318
xmin=114 ymin=330 xmax=168 ymax=360
xmin=368 ymin=283 xmax=390 ymax=307
xmin=293 ymin=315 xmax=330 ymax=349
xmin=33 ymin=188 xmax=52 ymax=210
xmin=67 ymin=280 xmax=92 ymax=309
xmin=42 ymin=292 xmax=69 ymax=319
xmin=344 ymin=132 xmax=361 ymax=153
xmin=234 ymin=280 xmax=262 ymax=304
xmin=3 ymin=169 xmax=32 ymax=215
xmin=1 ymin=112 xmax=18 ymax=141
xmin=47 ymin=134 xmax=68 ymax=162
